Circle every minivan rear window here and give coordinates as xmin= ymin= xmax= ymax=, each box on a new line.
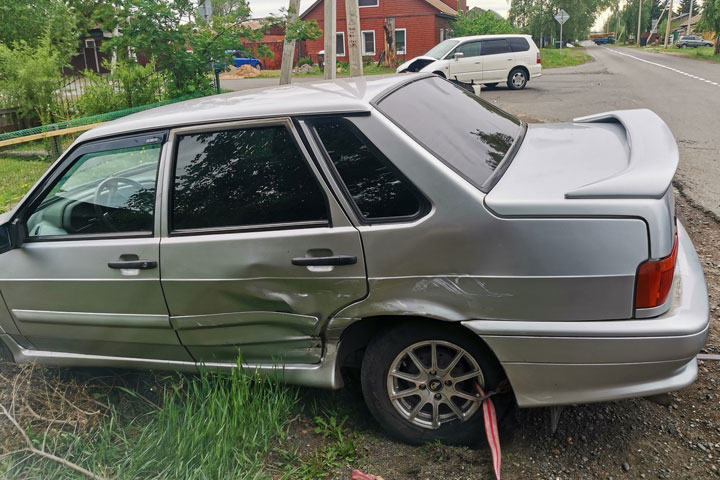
xmin=507 ymin=37 xmax=530 ymax=52
xmin=376 ymin=76 xmax=523 ymax=191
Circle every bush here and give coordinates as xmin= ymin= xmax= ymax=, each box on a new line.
xmin=297 ymin=56 xmax=314 ymax=67
xmin=76 ymin=61 xmax=163 ymax=116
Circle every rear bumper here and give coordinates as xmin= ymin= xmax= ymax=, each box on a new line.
xmin=462 ymin=221 xmax=709 ymax=407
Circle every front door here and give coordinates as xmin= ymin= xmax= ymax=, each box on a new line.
xmin=0 ymin=132 xmax=191 ymax=361
xmin=480 ymin=38 xmax=514 ymax=83
xmin=447 ymin=41 xmax=483 ymax=83
xmin=160 ymin=119 xmax=367 ymax=365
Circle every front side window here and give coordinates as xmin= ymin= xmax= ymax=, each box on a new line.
xmin=395 ymin=29 xmax=406 ymax=55
xmin=172 ymin=125 xmax=327 ymax=232
xmin=337 ymin=32 xmax=346 ymax=56
xmin=362 ymin=31 xmax=376 ymax=55
xmin=377 ymin=76 xmax=523 ymax=190
xmin=481 ymin=39 xmax=511 ymax=55
xmin=26 ymin=143 xmax=161 ymax=237
xmin=313 ymin=120 xmax=424 ymax=221
xmin=455 ymin=41 xmax=482 ymax=58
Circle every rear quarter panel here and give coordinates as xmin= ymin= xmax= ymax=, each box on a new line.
xmin=330 ymin=112 xmax=649 ymax=326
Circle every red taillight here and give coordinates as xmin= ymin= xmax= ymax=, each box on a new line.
xmin=635 ymin=234 xmax=678 ymax=309
xmin=537 ymin=52 xmax=541 ymax=64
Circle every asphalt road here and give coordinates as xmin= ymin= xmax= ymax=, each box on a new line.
xmin=222 ymin=45 xmax=720 ymax=217
xmin=481 ymin=44 xmax=720 ymax=218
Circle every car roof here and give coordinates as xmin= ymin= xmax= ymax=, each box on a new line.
xmin=452 ymin=34 xmax=532 ymax=43
xmin=77 ymin=74 xmax=419 ymax=143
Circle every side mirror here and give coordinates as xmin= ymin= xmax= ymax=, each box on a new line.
xmin=454 ymin=52 xmax=464 ymax=60
xmin=0 ymin=220 xmax=26 ymax=255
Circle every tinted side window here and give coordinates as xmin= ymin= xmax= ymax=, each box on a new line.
xmin=456 ymin=41 xmax=482 ymax=58
xmin=482 ymin=39 xmax=511 ymax=55
xmin=314 ymin=120 xmax=423 ymax=220
xmin=507 ymin=37 xmax=530 ymax=52
xmin=172 ymin=126 xmax=328 ymax=231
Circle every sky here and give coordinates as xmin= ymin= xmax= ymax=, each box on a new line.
xmin=249 ymin=0 xmax=511 ymax=18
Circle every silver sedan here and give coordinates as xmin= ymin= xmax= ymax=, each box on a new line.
xmin=0 ymin=74 xmax=708 ymax=445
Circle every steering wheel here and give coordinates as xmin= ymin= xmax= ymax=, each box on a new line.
xmin=93 ymin=177 xmax=146 ymax=231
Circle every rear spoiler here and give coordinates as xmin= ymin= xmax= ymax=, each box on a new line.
xmin=566 ymin=109 xmax=678 ymax=199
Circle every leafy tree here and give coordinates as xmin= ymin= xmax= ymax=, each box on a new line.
xmin=452 ymin=10 xmax=519 ymax=36
xmin=698 ymin=0 xmax=720 ymax=54
xmin=0 ymin=32 xmax=69 ymax=124
xmin=98 ymin=0 xmax=265 ymax=97
xmin=676 ymin=0 xmax=700 ymax=17
xmin=0 ymin=0 xmax=78 ymax=59
xmin=510 ymin=0 xmax=613 ymax=44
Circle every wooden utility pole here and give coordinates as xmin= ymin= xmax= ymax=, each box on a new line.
xmin=324 ymin=0 xmax=337 ymax=79
xmin=345 ymin=0 xmax=363 ymax=77
xmin=637 ymin=0 xmax=643 ymax=46
xmin=383 ymin=17 xmax=397 ymax=68
xmin=686 ymin=0 xmax=695 ymax=34
xmin=664 ymin=0 xmax=673 ymax=48
xmin=280 ymin=0 xmax=300 ymax=85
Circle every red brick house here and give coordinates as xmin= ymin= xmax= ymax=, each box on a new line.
xmin=299 ymin=0 xmax=467 ymax=64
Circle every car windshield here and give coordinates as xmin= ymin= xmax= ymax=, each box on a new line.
xmin=424 ymin=40 xmax=460 ymax=59
xmin=377 ymin=76 xmax=523 ymax=191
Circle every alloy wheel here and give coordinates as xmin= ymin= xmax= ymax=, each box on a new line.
xmin=511 ymin=71 xmax=526 ymax=89
xmin=386 ymin=340 xmax=485 ymax=430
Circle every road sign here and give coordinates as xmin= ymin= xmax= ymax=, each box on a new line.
xmin=198 ymin=0 xmax=213 ymax=23
xmin=554 ymin=9 xmax=570 ymax=25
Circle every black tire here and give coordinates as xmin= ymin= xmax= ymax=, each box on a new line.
xmin=255 ymin=63 xmax=263 ymax=70
xmin=485 ymin=82 xmax=499 ymax=89
xmin=507 ymin=68 xmax=528 ymax=90
xmin=360 ymin=321 xmax=509 ymax=446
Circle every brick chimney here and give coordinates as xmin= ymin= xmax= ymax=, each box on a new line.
xmin=439 ymin=0 xmax=467 ymax=12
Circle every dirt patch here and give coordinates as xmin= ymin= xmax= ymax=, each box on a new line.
xmin=219 ymin=65 xmax=262 ymax=80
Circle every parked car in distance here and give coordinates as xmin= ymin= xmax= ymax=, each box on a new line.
xmin=0 ymin=74 xmax=708 ymax=446
xmin=396 ymin=34 xmax=541 ymax=90
xmin=593 ymin=37 xmax=615 ymax=45
xmin=228 ymin=51 xmax=263 ymax=69
xmin=676 ymin=36 xmax=714 ymax=48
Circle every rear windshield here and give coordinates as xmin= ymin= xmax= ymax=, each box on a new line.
xmin=376 ymin=76 xmax=522 ymax=190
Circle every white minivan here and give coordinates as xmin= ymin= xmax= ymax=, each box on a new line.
xmin=397 ymin=34 xmax=542 ymax=90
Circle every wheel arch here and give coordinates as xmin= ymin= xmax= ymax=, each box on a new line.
xmin=335 ymin=315 xmax=506 ymax=379
xmin=509 ymin=65 xmax=530 ymax=80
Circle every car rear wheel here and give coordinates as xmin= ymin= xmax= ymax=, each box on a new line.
xmin=681 ymin=44 xmax=687 ymax=48
xmin=360 ymin=322 xmax=508 ymax=445
xmin=507 ymin=68 xmax=528 ymax=90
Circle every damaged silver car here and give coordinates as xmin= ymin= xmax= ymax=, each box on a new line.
xmin=0 ymin=74 xmax=709 ymax=445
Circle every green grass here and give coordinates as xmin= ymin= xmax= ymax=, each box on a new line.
xmin=540 ymin=47 xmax=593 ymax=68
xmin=2 ymin=366 xmax=300 ymax=479
xmin=633 ymin=45 xmax=720 ymax=63
xmin=0 ymin=156 xmax=52 ymax=212
xmin=256 ymin=63 xmax=396 ymax=78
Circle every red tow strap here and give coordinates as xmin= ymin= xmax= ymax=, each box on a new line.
xmin=475 ymin=382 xmax=502 ymax=480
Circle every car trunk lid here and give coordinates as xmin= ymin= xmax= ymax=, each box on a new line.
xmin=485 ymin=109 xmax=678 ymax=258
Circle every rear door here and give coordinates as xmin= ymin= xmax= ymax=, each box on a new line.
xmin=160 ymin=118 xmax=367 ymax=365
xmin=447 ymin=41 xmax=483 ymax=83
xmin=480 ymin=38 xmax=514 ymax=83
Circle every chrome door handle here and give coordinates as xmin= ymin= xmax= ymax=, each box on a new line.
xmin=292 ymin=255 xmax=357 ymax=266
xmin=108 ymin=260 xmax=157 ymax=270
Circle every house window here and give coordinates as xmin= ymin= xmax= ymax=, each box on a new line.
xmin=440 ymin=29 xmax=451 ymax=42
xmin=395 ymin=29 xmax=407 ymax=55
xmin=359 ymin=0 xmax=379 ymax=6
xmin=362 ymin=30 xmax=376 ymax=55
xmin=336 ymin=32 xmax=346 ymax=57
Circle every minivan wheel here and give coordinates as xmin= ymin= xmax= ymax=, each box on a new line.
xmin=360 ymin=323 xmax=507 ymax=445
xmin=507 ymin=68 xmax=528 ymax=90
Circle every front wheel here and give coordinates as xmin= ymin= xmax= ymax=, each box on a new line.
xmin=507 ymin=68 xmax=528 ymax=90
xmin=360 ymin=322 xmax=508 ymax=445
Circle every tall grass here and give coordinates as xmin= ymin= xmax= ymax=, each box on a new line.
xmin=2 ymin=365 xmax=298 ymax=479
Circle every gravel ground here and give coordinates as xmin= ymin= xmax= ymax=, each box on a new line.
xmin=281 ymin=189 xmax=720 ymax=480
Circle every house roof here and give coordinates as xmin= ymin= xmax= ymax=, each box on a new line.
xmin=300 ymin=0 xmax=458 ymax=19
xmin=76 ymin=74 xmax=430 ymax=143
xmin=680 ymin=13 xmax=703 ymax=28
